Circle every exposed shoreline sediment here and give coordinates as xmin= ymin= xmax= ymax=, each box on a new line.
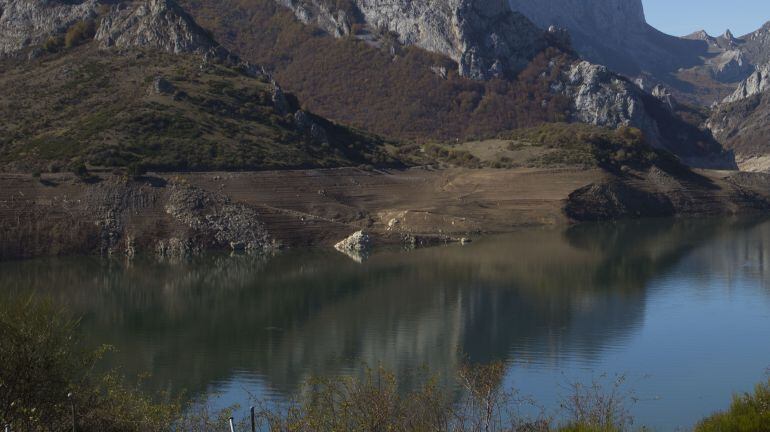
xmin=2 ymin=166 xmax=770 ymax=261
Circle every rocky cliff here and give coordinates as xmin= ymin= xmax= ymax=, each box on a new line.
xmin=0 ymin=0 xmax=98 ymax=56
xmin=507 ymin=0 xmax=770 ymax=106
xmin=722 ymin=62 xmax=770 ymax=104
xmin=560 ymin=61 xmax=661 ymax=147
xmin=0 ymin=0 xmax=219 ymax=58
xmin=95 ymin=0 xmax=216 ymax=53
xmin=277 ymin=0 xmax=549 ymax=79
xmin=555 ymin=60 xmax=731 ymax=168
xmin=508 ymin=0 xmax=702 ymax=76
xmin=708 ymin=62 xmax=770 ymax=171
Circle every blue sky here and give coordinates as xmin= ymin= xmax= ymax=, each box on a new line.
xmin=643 ymin=0 xmax=770 ymax=37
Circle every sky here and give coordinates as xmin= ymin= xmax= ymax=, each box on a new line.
xmin=643 ymin=0 xmax=770 ymax=37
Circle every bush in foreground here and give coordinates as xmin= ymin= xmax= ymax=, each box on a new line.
xmin=0 ymin=296 xmax=179 ymax=431
xmin=695 ymin=379 xmax=770 ymax=432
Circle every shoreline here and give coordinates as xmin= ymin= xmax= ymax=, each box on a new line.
xmin=2 ymin=166 xmax=770 ymax=261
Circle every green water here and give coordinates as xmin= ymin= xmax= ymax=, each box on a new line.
xmin=2 ymin=217 xmax=770 ymax=430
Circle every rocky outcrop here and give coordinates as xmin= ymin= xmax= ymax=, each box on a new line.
xmin=711 ymin=50 xmax=753 ymax=83
xmin=565 ymin=179 xmax=675 ymax=221
xmin=741 ymin=21 xmax=770 ymax=67
xmin=293 ymin=110 xmax=329 ymax=145
xmin=277 ymin=0 xmax=548 ymax=79
xmin=334 ymin=230 xmax=371 ymax=262
xmin=0 ymin=0 xmax=98 ymax=57
xmin=707 ymin=68 xmax=770 ymax=171
xmin=95 ymin=0 xmax=216 ymax=53
xmin=651 ymin=84 xmax=676 ymax=111
xmin=334 ymin=230 xmax=370 ymax=253
xmin=165 ymin=183 xmax=277 ymax=253
xmin=0 ymin=0 xmax=221 ymax=57
xmin=722 ymin=62 xmax=770 ymax=104
xmin=559 ymin=61 xmax=662 ymax=148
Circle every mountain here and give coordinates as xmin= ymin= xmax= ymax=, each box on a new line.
xmin=507 ymin=0 xmax=770 ymax=106
xmin=0 ymin=0 xmax=397 ymax=172
xmin=274 ymin=0 xmax=552 ymax=80
xmin=2 ymin=0 xmax=770 ymax=262
xmin=178 ymin=0 xmax=732 ymax=167
xmin=0 ymin=0 xmax=739 ymax=169
xmin=507 ymin=0 xmax=706 ymax=76
xmin=708 ymin=63 xmax=770 ymax=171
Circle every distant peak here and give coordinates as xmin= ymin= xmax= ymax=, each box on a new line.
xmin=722 ymin=29 xmax=735 ymax=40
xmin=685 ymin=29 xmax=712 ymax=40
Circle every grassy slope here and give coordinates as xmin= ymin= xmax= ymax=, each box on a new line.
xmin=0 ymin=44 xmax=398 ymax=172
xmin=178 ymin=0 xmax=730 ymax=167
xmin=179 ymin=0 xmax=574 ymax=143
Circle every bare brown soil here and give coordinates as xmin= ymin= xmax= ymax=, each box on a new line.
xmin=2 ymin=166 xmax=770 ymax=260
xmin=181 ymin=167 xmax=606 ymax=244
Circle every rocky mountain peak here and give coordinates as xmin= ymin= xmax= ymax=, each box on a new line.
xmin=0 ymin=0 xmax=220 ymax=57
xmin=276 ymin=0 xmax=549 ymax=79
xmin=0 ymin=0 xmax=98 ymax=56
xmin=685 ymin=30 xmax=713 ymax=41
xmin=95 ymin=0 xmax=216 ymax=53
xmin=722 ymin=62 xmax=770 ymax=103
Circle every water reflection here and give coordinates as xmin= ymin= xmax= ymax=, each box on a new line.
xmin=2 ymin=217 xmax=770 ymax=428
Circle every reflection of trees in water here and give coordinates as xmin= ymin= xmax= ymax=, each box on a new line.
xmin=1 ymin=217 xmax=768 ymax=401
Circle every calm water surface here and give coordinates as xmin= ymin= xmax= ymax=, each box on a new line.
xmin=3 ymin=217 xmax=770 ymax=430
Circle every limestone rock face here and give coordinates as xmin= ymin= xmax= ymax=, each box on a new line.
xmin=0 ymin=0 xmax=217 ymax=57
xmin=95 ymin=0 xmax=216 ymax=53
xmin=507 ymin=0 xmax=770 ymax=105
xmin=707 ymin=63 xmax=770 ymax=170
xmin=722 ymin=62 xmax=770 ymax=104
xmin=0 ymin=0 xmax=98 ymax=57
xmin=507 ymin=0 xmax=678 ymax=77
xmin=562 ymin=61 xmax=662 ymax=148
xmin=277 ymin=0 xmax=547 ymax=79
xmin=651 ymin=84 xmax=676 ymax=111
xmin=509 ymin=0 xmax=646 ymax=42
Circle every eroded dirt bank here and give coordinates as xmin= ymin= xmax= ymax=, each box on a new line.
xmin=2 ymin=166 xmax=770 ymax=260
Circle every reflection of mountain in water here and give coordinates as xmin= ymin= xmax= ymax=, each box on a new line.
xmin=1 ymin=217 xmax=768 ymax=399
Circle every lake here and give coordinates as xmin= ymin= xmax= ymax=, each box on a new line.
xmin=2 ymin=217 xmax=770 ymax=430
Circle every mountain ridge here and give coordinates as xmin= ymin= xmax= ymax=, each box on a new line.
xmin=508 ymin=0 xmax=770 ymax=106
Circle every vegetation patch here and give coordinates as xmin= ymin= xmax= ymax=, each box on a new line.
xmin=0 ymin=47 xmax=401 ymax=172
xmin=695 ymin=379 xmax=770 ymax=432
xmin=506 ymin=123 xmax=685 ymax=172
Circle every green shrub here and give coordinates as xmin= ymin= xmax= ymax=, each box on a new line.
xmin=0 ymin=296 xmax=179 ymax=431
xmin=43 ymin=35 xmax=64 ymax=53
xmin=64 ymin=20 xmax=96 ymax=49
xmin=506 ymin=123 xmax=679 ymax=171
xmin=423 ymin=143 xmax=482 ymax=168
xmin=70 ymin=161 xmax=89 ymax=178
xmin=695 ymin=380 xmax=770 ymax=432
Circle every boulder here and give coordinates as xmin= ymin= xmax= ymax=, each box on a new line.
xmin=335 ymin=230 xmax=371 ymax=253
